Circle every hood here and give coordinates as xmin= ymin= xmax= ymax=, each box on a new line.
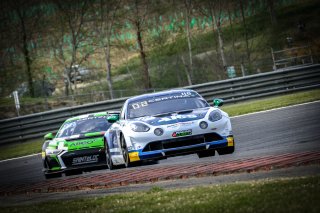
xmin=132 ymin=108 xmax=209 ymax=126
xmin=51 ymin=132 xmax=105 ymax=151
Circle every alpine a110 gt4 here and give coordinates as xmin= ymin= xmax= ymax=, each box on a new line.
xmin=104 ymin=89 xmax=234 ymax=169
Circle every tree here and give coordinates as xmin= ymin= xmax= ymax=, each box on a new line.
xmin=198 ymin=0 xmax=228 ymax=72
xmin=4 ymin=0 xmax=45 ymax=97
xmin=267 ymin=0 xmax=277 ymax=25
xmin=124 ymin=0 xmax=152 ymax=90
xmin=182 ymin=0 xmax=194 ymax=86
xmin=50 ymin=0 xmax=94 ymax=96
xmin=93 ymin=0 xmax=121 ymax=99
xmin=239 ymin=0 xmax=250 ymax=63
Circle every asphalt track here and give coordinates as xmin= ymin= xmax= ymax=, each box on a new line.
xmin=0 ymin=101 xmax=320 ymax=198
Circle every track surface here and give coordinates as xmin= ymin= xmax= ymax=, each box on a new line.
xmin=0 ymin=101 xmax=320 ymax=195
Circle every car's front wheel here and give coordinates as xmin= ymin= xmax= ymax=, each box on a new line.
xmin=121 ymin=137 xmax=131 ymax=168
xmin=44 ymin=172 xmax=62 ymax=179
xmin=105 ymin=143 xmax=115 ymax=170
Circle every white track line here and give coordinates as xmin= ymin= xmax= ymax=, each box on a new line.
xmin=1 ymin=100 xmax=320 ymax=163
xmin=0 ymin=153 xmax=41 ymax=163
xmin=231 ymin=100 xmax=320 ymax=119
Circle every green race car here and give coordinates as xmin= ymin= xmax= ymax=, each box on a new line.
xmin=41 ymin=112 xmax=114 ymax=179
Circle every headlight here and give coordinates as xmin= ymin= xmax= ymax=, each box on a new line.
xmin=45 ymin=149 xmax=62 ymax=155
xmin=130 ymin=122 xmax=150 ymax=132
xmin=208 ymin=110 xmax=222 ymax=122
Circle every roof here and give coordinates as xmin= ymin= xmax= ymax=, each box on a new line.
xmin=64 ymin=111 xmax=109 ymax=123
xmin=126 ymin=89 xmax=199 ymax=103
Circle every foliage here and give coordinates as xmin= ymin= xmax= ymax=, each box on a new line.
xmin=1 ymin=0 xmax=319 ymax=100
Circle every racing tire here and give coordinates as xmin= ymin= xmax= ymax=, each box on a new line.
xmin=197 ymin=150 xmax=215 ymax=158
xmin=106 ymin=144 xmax=115 ymax=170
xmin=121 ymin=137 xmax=131 ymax=168
xmin=65 ymin=170 xmax=82 ymax=176
xmin=217 ymin=146 xmax=235 ymax=155
xmin=44 ymin=172 xmax=62 ymax=179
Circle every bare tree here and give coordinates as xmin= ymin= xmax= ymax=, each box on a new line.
xmin=239 ymin=0 xmax=250 ymax=63
xmin=4 ymin=0 xmax=44 ymax=97
xmin=50 ymin=0 xmax=94 ymax=96
xmin=267 ymin=0 xmax=277 ymax=25
xmin=226 ymin=1 xmax=237 ymax=64
xmin=93 ymin=0 xmax=121 ymax=99
xmin=182 ymin=0 xmax=194 ymax=85
xmin=124 ymin=0 xmax=152 ymax=90
xmin=198 ymin=0 xmax=228 ymax=71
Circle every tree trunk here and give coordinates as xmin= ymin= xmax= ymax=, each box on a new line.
xmin=185 ymin=0 xmax=193 ymax=82
xmin=104 ymin=44 xmax=114 ymax=99
xmin=22 ymin=34 xmax=34 ymax=97
xmin=239 ymin=0 xmax=250 ymax=62
xmin=19 ymin=12 xmax=34 ymax=97
xmin=211 ymin=6 xmax=227 ymax=70
xmin=136 ymin=21 xmax=152 ymax=90
xmin=267 ymin=0 xmax=277 ymax=25
xmin=180 ymin=55 xmax=192 ymax=86
xmin=227 ymin=6 xmax=236 ymax=64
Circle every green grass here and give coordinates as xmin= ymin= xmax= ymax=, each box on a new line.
xmin=2 ymin=176 xmax=320 ymax=212
xmin=0 ymin=139 xmax=43 ymax=161
xmin=0 ymin=88 xmax=319 ymax=161
xmin=221 ymin=89 xmax=320 ymax=116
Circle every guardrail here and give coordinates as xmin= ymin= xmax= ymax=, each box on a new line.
xmin=1 ymin=64 xmax=320 ymax=145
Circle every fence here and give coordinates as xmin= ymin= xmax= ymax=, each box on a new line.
xmin=0 ymin=64 xmax=320 ymax=145
xmin=271 ymin=45 xmax=313 ymax=70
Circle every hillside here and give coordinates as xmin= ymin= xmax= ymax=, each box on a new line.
xmin=1 ymin=0 xmax=320 ymax=119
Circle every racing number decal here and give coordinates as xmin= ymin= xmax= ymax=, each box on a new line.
xmin=132 ymin=101 xmax=148 ymax=109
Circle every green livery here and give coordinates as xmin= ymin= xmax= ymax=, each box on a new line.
xmin=42 ymin=111 xmax=117 ymax=179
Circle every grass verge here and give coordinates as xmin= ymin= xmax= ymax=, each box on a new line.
xmin=1 ymin=88 xmax=319 ymax=161
xmin=2 ymin=176 xmax=320 ymax=212
xmin=222 ymin=89 xmax=320 ymax=117
xmin=0 ymin=139 xmax=43 ymax=161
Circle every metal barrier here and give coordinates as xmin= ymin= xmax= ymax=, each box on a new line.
xmin=1 ymin=64 xmax=320 ymax=145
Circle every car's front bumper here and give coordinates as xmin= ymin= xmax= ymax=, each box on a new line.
xmin=43 ymin=148 xmax=107 ymax=174
xmin=128 ymin=135 xmax=234 ymax=162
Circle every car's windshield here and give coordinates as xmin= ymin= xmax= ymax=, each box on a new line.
xmin=56 ymin=116 xmax=111 ymax=138
xmin=127 ymin=91 xmax=209 ymax=119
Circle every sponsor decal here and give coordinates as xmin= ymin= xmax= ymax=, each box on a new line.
xmin=167 ymin=123 xmax=179 ymax=129
xmin=179 ymin=121 xmax=194 ymax=126
xmin=72 ymin=155 xmax=99 ymax=165
xmin=172 ymin=129 xmax=192 ymax=137
xmin=130 ymin=92 xmax=198 ymax=109
xmin=167 ymin=121 xmax=194 ymax=129
xmin=69 ymin=140 xmax=95 ymax=147
xmin=159 ymin=114 xmax=197 ymax=123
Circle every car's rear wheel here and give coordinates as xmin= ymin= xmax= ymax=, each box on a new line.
xmin=217 ymin=146 xmax=235 ymax=155
xmin=197 ymin=150 xmax=215 ymax=158
xmin=44 ymin=172 xmax=62 ymax=179
xmin=65 ymin=170 xmax=82 ymax=176
xmin=121 ymin=137 xmax=131 ymax=168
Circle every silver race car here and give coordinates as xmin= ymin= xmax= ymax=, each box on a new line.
xmin=104 ymin=89 xmax=234 ymax=169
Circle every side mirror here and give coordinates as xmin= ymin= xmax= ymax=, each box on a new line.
xmin=213 ymin=98 xmax=224 ymax=108
xmin=107 ymin=114 xmax=120 ymax=123
xmin=44 ymin=132 xmax=54 ymax=140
